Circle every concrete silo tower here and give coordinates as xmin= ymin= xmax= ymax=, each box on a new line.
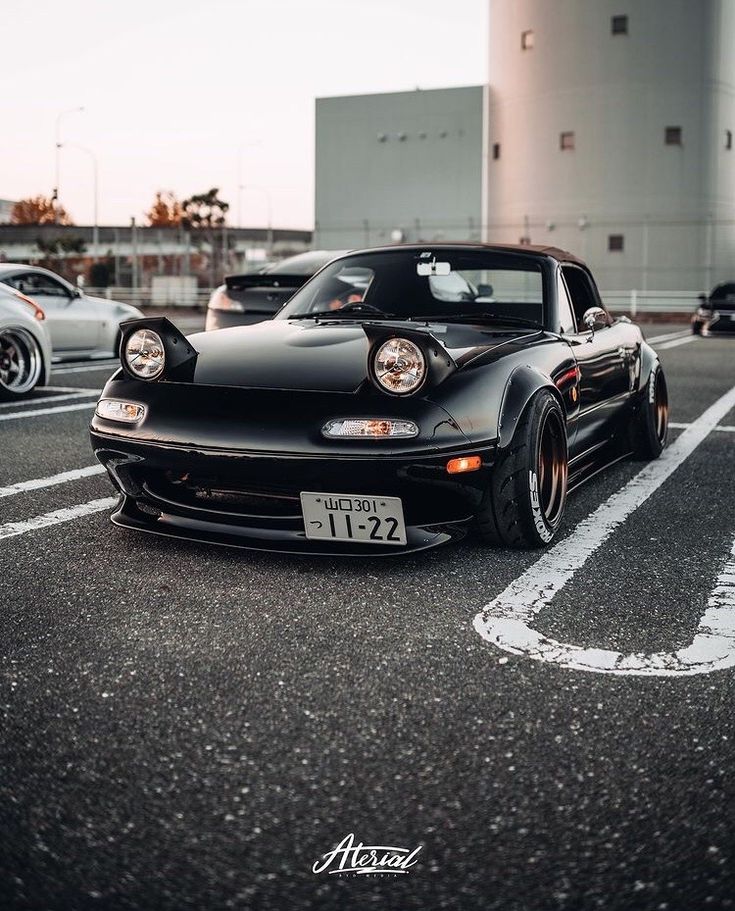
xmin=485 ymin=0 xmax=735 ymax=292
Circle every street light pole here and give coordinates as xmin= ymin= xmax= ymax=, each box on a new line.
xmin=68 ymin=143 xmax=99 ymax=260
xmin=53 ymin=106 xmax=85 ymax=223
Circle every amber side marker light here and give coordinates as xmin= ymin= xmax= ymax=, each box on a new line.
xmin=446 ymin=455 xmax=482 ymax=474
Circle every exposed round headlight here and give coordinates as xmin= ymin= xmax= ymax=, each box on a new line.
xmin=373 ymin=338 xmax=426 ymax=395
xmin=125 ymin=329 xmax=165 ymax=380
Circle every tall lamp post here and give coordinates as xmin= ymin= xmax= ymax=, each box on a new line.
xmin=53 ymin=106 xmax=85 ymax=223
xmin=67 ymin=143 xmax=99 ymax=260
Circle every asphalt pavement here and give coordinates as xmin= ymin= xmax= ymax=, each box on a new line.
xmin=1 ymin=321 xmax=734 ymax=910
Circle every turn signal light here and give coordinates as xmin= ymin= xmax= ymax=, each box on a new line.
xmin=446 ymin=455 xmax=482 ymax=474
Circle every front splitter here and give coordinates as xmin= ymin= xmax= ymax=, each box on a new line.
xmin=111 ymin=497 xmax=467 ymax=557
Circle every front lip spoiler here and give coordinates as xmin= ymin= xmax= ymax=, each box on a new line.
xmin=111 ymin=496 xmax=468 ymax=557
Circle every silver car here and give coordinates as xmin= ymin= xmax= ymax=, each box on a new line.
xmin=0 ymin=264 xmax=143 ymax=361
xmin=0 ymin=281 xmax=52 ymax=399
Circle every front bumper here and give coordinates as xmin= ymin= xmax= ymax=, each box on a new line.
xmin=90 ymin=432 xmax=494 ymax=556
xmin=692 ymin=312 xmax=735 ymax=334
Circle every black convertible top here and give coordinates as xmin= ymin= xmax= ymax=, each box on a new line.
xmin=342 ymin=242 xmax=587 ymax=267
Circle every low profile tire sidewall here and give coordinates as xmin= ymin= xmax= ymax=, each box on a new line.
xmin=634 ymin=364 xmax=668 ymax=459
xmin=524 ymin=395 xmax=568 ymax=545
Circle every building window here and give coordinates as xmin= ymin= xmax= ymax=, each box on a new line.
xmin=560 ymin=131 xmax=575 ymax=151
xmin=726 ymin=130 xmax=733 ymax=150
xmin=665 ymin=126 xmax=682 ymax=145
xmin=611 ymin=15 xmax=628 ymax=35
xmin=492 ymin=142 xmax=501 ymax=160
xmin=608 ymin=234 xmax=624 ymax=252
xmin=521 ymin=30 xmax=534 ymax=50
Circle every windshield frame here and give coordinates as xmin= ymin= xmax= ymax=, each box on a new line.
xmin=275 ymin=246 xmax=557 ymax=330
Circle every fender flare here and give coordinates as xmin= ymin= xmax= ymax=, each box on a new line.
xmin=637 ymin=341 xmax=662 ymax=400
xmin=497 ymin=364 xmax=565 ymax=449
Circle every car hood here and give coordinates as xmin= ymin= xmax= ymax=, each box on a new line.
xmin=186 ymin=318 xmax=539 ymax=392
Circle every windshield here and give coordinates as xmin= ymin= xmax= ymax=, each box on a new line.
xmin=276 ymin=249 xmax=546 ymax=326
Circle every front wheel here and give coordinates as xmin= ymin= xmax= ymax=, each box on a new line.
xmin=476 ymin=390 xmax=568 ymax=548
xmin=631 ymin=364 xmax=668 ymax=460
xmin=0 ymin=328 xmax=44 ymax=400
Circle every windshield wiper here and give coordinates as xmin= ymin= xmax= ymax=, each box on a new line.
xmin=288 ymin=303 xmax=395 ymax=320
xmin=408 ymin=312 xmax=543 ymax=329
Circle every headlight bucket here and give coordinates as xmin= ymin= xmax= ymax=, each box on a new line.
xmin=118 ymin=317 xmax=198 ymax=383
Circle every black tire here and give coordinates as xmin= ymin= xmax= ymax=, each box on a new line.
xmin=0 ymin=327 xmax=44 ymax=401
xmin=477 ymin=390 xmax=568 ymax=548
xmin=631 ymin=364 xmax=668 ymax=460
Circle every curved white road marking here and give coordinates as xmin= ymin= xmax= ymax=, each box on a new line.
xmin=0 ymin=465 xmax=106 ymax=499
xmin=0 ymin=497 xmax=117 ymax=541
xmin=474 ymin=384 xmax=735 ymax=676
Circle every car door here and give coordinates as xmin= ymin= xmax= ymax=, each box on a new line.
xmin=559 ymin=264 xmax=631 ymax=456
xmin=13 ymin=271 xmax=99 ymax=352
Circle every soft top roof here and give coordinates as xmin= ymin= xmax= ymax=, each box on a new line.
xmin=339 ymin=242 xmax=587 ymax=267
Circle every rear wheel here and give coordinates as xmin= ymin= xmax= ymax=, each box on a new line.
xmin=477 ymin=390 xmax=568 ymax=548
xmin=631 ymin=364 xmax=668 ymax=459
xmin=0 ymin=328 xmax=44 ymax=400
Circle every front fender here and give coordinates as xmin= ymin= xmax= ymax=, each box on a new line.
xmin=497 ymin=365 xmax=565 ymax=449
xmin=637 ymin=341 xmax=661 ymax=399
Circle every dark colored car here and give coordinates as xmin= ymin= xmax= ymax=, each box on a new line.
xmin=90 ymin=244 xmax=668 ymax=556
xmin=204 ymin=250 xmax=348 ymax=331
xmin=692 ymin=282 xmax=735 ymax=334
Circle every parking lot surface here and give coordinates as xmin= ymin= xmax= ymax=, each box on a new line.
xmin=1 ymin=321 xmax=734 ymax=910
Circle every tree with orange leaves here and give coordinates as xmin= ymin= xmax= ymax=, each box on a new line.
xmin=145 ymin=191 xmax=184 ymax=227
xmin=11 ymin=195 xmax=73 ymax=225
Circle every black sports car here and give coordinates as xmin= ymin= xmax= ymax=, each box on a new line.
xmin=90 ymin=244 xmax=668 ymax=555
xmin=691 ymin=282 xmax=735 ymax=335
xmin=205 ymin=250 xmax=347 ymax=331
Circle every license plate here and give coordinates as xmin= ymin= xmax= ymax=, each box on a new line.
xmin=300 ymin=492 xmax=407 ymax=546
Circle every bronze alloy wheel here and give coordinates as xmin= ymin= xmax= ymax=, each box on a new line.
xmin=0 ymin=328 xmax=43 ymax=395
xmin=653 ymin=369 xmax=669 ymax=445
xmin=536 ymin=407 xmax=568 ymax=527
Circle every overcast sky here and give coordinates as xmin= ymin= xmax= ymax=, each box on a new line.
xmin=0 ymin=0 xmax=487 ymax=229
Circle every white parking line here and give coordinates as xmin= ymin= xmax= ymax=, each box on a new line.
xmin=670 ymin=422 xmax=735 ymax=433
xmin=0 ymin=497 xmax=117 ymax=542
xmin=646 ymin=329 xmax=690 ymax=345
xmin=657 ymin=335 xmax=697 ymax=350
xmin=51 ymin=361 xmax=119 ymax=375
xmin=0 ymin=402 xmax=96 ymax=422
xmin=474 ymin=383 xmax=735 ymax=676
xmin=0 ymin=390 xmax=99 ymax=410
xmin=0 ymin=465 xmax=106 ymax=499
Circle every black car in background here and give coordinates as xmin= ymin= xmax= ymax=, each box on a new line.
xmin=205 ymin=250 xmax=347 ymax=331
xmin=91 ymin=244 xmax=668 ymax=556
xmin=692 ymin=282 xmax=735 ymax=334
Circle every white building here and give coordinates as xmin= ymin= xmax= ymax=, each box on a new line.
xmin=314 ymin=86 xmax=486 ymax=249
xmin=315 ymin=1 xmax=735 ymax=292
xmin=486 ymin=0 xmax=735 ymax=291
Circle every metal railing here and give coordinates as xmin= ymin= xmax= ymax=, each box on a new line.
xmin=88 ymin=286 xmax=212 ymax=309
xmin=603 ymin=290 xmax=698 ymax=315
xmin=85 ymin=286 xmax=699 ymax=315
